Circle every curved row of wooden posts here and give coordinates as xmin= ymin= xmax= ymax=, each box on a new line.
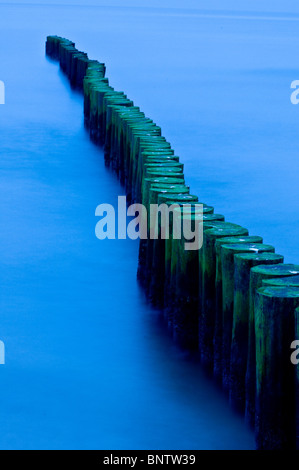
xmin=46 ymin=36 xmax=299 ymax=450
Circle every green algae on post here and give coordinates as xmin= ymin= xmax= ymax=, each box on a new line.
xmin=213 ymin=236 xmax=264 ymax=383
xmin=295 ymin=307 xmax=299 ymax=451
xmin=164 ymin=213 xmax=225 ymax=332
xmin=200 ymin=224 xmax=249 ymax=371
xmin=246 ymin=264 xmax=299 ymax=428
xmin=255 ymin=286 xmax=299 ymax=450
xmin=47 ymin=35 xmax=299 ymax=449
xmin=230 ymin=252 xmax=284 ymax=413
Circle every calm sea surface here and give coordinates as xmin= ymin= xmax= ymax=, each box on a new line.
xmin=1 ymin=1 xmax=298 ymax=449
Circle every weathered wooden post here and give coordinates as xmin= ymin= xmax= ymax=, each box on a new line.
xmin=200 ymin=225 xmax=249 ymax=371
xmin=47 ymin=39 xmax=299 ymax=452
xmin=255 ymin=286 xmax=299 ymax=449
xmin=148 ymin=194 xmax=199 ymax=307
xmin=83 ymin=76 xmax=109 ymax=128
xmin=137 ymin=182 xmax=189 ymax=286
xmin=104 ymin=102 xmax=135 ymax=166
xmin=221 ymin=243 xmax=275 ymax=393
xmin=144 ymin=185 xmax=197 ymax=290
xmin=133 ymin=148 xmax=176 ymax=201
xmin=124 ymin=123 xmax=162 ymax=182
xmin=262 ymin=275 xmax=299 ymax=288
xmin=166 ymin=215 xmax=227 ymax=333
xmin=46 ymin=36 xmax=74 ymax=60
xmin=170 ymin=211 xmax=225 ymax=350
xmin=163 ymin=205 xmax=213 ymax=322
xmin=296 ymin=307 xmax=299 ymax=450
xmin=213 ymin=236 xmax=264 ymax=383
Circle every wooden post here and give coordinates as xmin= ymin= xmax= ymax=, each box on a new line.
xmin=148 ymin=194 xmax=199 ymax=307
xmin=213 ymin=236 xmax=264 ymax=383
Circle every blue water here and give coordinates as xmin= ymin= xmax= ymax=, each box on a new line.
xmin=2 ymin=1 xmax=299 ymax=450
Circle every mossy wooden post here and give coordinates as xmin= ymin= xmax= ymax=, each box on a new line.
xmin=230 ymin=252 xmax=284 ymax=412
xmin=197 ymin=222 xmax=248 ymax=349
xmin=137 ymin=182 xmax=189 ymax=286
xmin=141 ymin=172 xmax=185 ymax=207
xmin=89 ymin=82 xmax=114 ymax=143
xmin=105 ymin=102 xmax=134 ymax=167
xmin=171 ymin=210 xmax=210 ymax=350
xmin=109 ymin=106 xmax=138 ymax=158
xmin=137 ymin=178 xmax=188 ymax=287
xmin=296 ymin=307 xmax=299 ymax=450
xmin=83 ymin=77 xmax=108 ymax=127
xmin=144 ymin=185 xmax=194 ymax=291
xmin=221 ymin=243 xmax=275 ymax=393
xmin=164 ymin=204 xmax=214 ymax=308
xmin=145 ymin=169 xmax=184 ymax=182
xmin=246 ymin=263 xmax=299 ymax=428
xmin=143 ymin=166 xmax=184 ymax=190
xmin=73 ymin=52 xmax=89 ymax=89
xmin=148 ymin=194 xmax=198 ymax=307
xmin=144 ymin=162 xmax=184 ymax=178
xmin=255 ymin=286 xmax=299 ymax=449
xmin=46 ymin=36 xmax=64 ymax=59
xmin=74 ymin=55 xmax=90 ymax=90
xmin=200 ymin=225 xmax=249 ymax=371
xmin=213 ymin=236 xmax=264 ymax=383
xmin=120 ymin=117 xmax=153 ymax=178
xmin=138 ymin=154 xmax=180 ymax=199
xmin=133 ymin=150 xmax=175 ymax=202
xmin=110 ymin=114 xmax=149 ymax=175
xmin=84 ymin=78 xmax=110 ymax=131
xmin=105 ymin=104 xmax=136 ymax=165
xmin=172 ymin=211 xmax=203 ymax=351
xmin=61 ymin=44 xmax=78 ymax=79
xmin=125 ymin=125 xmax=162 ymax=183
xmin=46 ymin=36 xmax=75 ymax=61
xmin=259 ymin=280 xmax=299 ymax=448
xmin=142 ymin=180 xmax=187 ymax=210
xmin=166 ymin=214 xmax=225 ymax=332
xmin=125 ymin=123 xmax=161 ymax=182
xmin=163 ymin=206 xmax=214 ymax=322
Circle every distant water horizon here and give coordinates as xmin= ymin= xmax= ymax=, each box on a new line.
xmin=2 ymin=0 xmax=299 ymax=15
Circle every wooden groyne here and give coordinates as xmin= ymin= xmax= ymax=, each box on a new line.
xmin=46 ymin=35 xmax=299 ymax=450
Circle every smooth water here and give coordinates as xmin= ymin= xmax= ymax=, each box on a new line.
xmin=1 ymin=1 xmax=298 ymax=450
